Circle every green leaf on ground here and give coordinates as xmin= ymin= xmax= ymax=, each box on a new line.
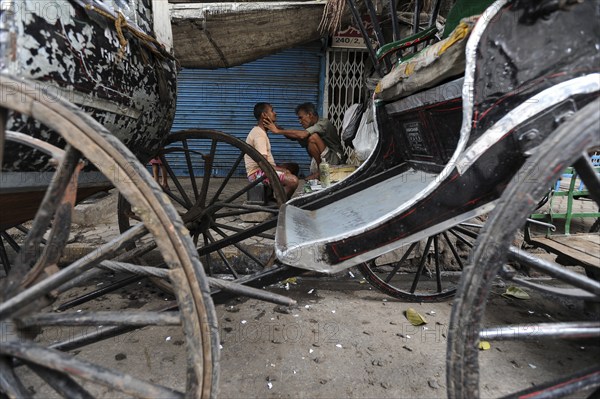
xmin=405 ymin=308 xmax=427 ymax=326
xmin=503 ymin=286 xmax=530 ymax=300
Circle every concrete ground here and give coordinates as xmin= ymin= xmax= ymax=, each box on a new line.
xmin=3 ymin=177 xmax=599 ymax=398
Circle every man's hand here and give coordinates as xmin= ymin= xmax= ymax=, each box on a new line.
xmin=264 ymin=118 xmax=281 ymax=133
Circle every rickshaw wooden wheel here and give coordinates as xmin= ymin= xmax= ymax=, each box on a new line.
xmin=0 ymin=74 xmax=219 ymax=398
xmin=357 ymin=223 xmax=481 ymax=302
xmin=118 ymin=129 xmax=286 ymax=284
xmin=447 ymin=99 xmax=600 ymax=398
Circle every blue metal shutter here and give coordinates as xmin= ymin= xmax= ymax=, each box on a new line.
xmin=171 ymin=42 xmax=323 ymax=177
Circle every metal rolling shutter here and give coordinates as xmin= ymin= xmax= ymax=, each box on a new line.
xmin=170 ymin=42 xmax=323 ymax=177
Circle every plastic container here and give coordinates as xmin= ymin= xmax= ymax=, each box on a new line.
xmin=319 ymin=161 xmax=330 ymax=187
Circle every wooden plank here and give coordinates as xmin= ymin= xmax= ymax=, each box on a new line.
xmin=530 ymin=234 xmax=599 ymax=269
xmin=551 ymin=235 xmax=600 ymax=255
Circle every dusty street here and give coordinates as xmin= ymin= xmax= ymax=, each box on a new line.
xmin=215 ymin=273 xmax=599 ymax=399
xmin=9 ymin=264 xmax=600 ymax=398
xmin=6 ymin=191 xmax=599 ymax=398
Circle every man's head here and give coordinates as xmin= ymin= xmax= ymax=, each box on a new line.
xmin=254 ymin=102 xmax=276 ymax=123
xmin=295 ymin=102 xmax=319 ymax=129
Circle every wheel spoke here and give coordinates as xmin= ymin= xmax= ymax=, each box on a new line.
xmin=448 ymin=228 xmax=474 ymax=248
xmin=26 ymin=362 xmax=94 ymax=399
xmin=433 ymin=235 xmax=443 ymax=293
xmin=451 ymin=224 xmax=478 ymax=240
xmin=0 ymin=357 xmax=30 ymax=398
xmin=212 ymin=171 xmax=265 ymax=208
xmin=442 ymin=232 xmax=465 ymax=271
xmin=198 ymin=138 xmax=218 ymax=208
xmin=205 ymin=230 xmax=239 ymax=278
xmin=17 ymin=311 xmax=181 ymax=328
xmin=208 ymin=152 xmax=245 ymax=207
xmin=211 ymin=224 xmax=269 ymax=270
xmin=0 ymin=223 xmax=147 ymax=319
xmin=0 ymin=235 xmax=11 ymax=274
xmin=182 ymin=139 xmax=200 ymax=200
xmin=214 ymin=203 xmax=279 ymax=218
xmin=197 ymin=218 xmax=277 ymax=256
xmin=203 ymin=235 xmax=214 ymax=276
xmin=1 ymin=230 xmax=21 ymax=252
xmin=212 ymin=222 xmax=276 ymax=241
xmin=1 ymin=342 xmax=184 ymax=398
xmin=162 ymin=154 xmax=193 ymax=209
xmin=384 ymin=241 xmax=418 ymax=283
xmin=55 ymin=275 xmax=144 ymax=312
xmin=410 ymin=236 xmax=434 ymax=293
xmin=5 ymin=146 xmax=80 ymax=299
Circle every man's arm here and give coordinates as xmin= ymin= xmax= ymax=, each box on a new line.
xmin=264 ymin=119 xmax=309 ymax=140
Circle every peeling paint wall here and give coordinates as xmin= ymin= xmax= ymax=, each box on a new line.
xmin=2 ymin=0 xmax=178 ymax=172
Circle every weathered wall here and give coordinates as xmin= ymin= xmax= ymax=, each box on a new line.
xmin=171 ymin=3 xmax=325 ymax=69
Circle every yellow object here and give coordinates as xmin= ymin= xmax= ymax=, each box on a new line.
xmin=479 ymin=341 xmax=491 ymax=350
xmin=330 ymin=165 xmax=357 ymax=182
xmin=503 ymin=286 xmax=530 ymax=300
xmin=438 ymin=21 xmax=471 ymax=54
xmin=405 ymin=308 xmax=427 ymax=326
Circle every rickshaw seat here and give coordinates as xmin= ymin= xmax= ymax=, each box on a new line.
xmin=375 ymin=0 xmax=495 ymax=102
xmin=376 ymin=0 xmax=495 ymax=64
xmin=374 ymin=16 xmax=477 ymax=102
xmin=276 ymin=167 xmax=437 ymax=273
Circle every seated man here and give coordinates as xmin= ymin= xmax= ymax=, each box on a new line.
xmin=245 ymin=102 xmax=299 ymax=200
xmin=265 ymin=102 xmax=344 ymax=179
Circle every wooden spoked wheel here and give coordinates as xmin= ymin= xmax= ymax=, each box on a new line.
xmin=118 ymin=129 xmax=286 ymax=283
xmin=447 ymin=100 xmax=600 ymax=398
xmin=0 ymin=74 xmax=219 ymax=398
xmin=357 ymin=222 xmax=481 ymax=302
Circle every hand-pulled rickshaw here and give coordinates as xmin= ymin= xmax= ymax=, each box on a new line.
xmin=0 ymin=0 xmax=598 ymax=397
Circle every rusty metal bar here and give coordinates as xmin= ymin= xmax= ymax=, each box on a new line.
xmin=480 ymin=321 xmax=600 ymax=341
xmin=390 ymin=0 xmax=400 ymax=41
xmin=427 ymin=0 xmax=442 ymax=28
xmin=412 ymin=0 xmax=423 ymax=34
xmin=53 ymin=240 xmax=158 ymax=296
xmin=1 ymin=341 xmax=184 ymax=398
xmin=25 ymin=361 xmax=94 ymax=399
xmin=207 ymin=276 xmax=296 ymax=307
xmin=364 ymin=0 xmax=390 ymax=72
xmin=18 ymin=311 xmax=181 ymax=328
xmin=346 ymin=0 xmax=381 ymax=75
xmin=0 ymin=357 xmax=30 ymax=397
xmin=55 ymin=275 xmax=144 ymax=312
xmin=507 ymin=246 xmax=600 ymax=296
xmin=0 ymin=223 xmax=147 ymax=319
xmin=211 ymin=264 xmax=301 ymax=305
xmin=48 ymin=303 xmax=179 ymax=353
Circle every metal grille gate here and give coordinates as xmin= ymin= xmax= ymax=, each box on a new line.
xmin=323 ymin=48 xmax=369 ymax=133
